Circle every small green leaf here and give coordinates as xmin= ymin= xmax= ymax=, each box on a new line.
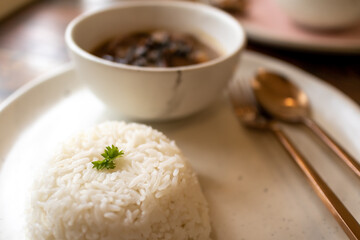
xmin=92 ymin=145 xmax=124 ymax=170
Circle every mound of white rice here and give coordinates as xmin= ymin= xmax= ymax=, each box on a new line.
xmin=27 ymin=121 xmax=210 ymax=240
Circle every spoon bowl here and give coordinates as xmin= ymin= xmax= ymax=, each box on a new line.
xmin=252 ymin=68 xmax=310 ymax=122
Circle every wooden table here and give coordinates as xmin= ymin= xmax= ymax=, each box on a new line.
xmin=0 ymin=0 xmax=359 ymax=104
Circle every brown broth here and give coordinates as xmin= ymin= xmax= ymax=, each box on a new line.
xmin=92 ymin=30 xmax=220 ymax=68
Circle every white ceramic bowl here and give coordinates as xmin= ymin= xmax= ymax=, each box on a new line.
xmin=275 ymin=0 xmax=360 ymax=30
xmin=65 ymin=1 xmax=245 ymax=121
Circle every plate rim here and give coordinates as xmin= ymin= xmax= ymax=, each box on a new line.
xmin=0 ymin=63 xmax=74 ymax=114
xmin=244 ymin=26 xmax=360 ymax=53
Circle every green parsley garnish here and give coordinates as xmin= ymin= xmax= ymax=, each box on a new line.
xmin=92 ymin=145 xmax=124 ymax=170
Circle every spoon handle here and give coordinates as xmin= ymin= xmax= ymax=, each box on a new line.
xmin=303 ymin=117 xmax=360 ymax=178
xmin=269 ymin=122 xmax=360 ymax=240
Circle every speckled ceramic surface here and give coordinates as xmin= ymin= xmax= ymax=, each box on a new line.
xmin=1 ymin=51 xmax=359 ymax=239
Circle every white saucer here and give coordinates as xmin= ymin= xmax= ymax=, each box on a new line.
xmin=236 ymin=0 xmax=360 ymax=53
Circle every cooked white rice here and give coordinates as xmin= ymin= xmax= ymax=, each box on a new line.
xmin=27 ymin=121 xmax=210 ymax=240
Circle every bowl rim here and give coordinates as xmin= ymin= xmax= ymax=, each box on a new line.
xmin=65 ymin=0 xmax=246 ymax=73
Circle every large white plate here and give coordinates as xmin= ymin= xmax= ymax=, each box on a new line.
xmin=236 ymin=0 xmax=360 ymax=53
xmin=0 ymin=51 xmax=359 ymax=239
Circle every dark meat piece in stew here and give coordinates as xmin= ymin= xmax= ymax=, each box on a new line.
xmin=92 ymin=30 xmax=219 ymax=68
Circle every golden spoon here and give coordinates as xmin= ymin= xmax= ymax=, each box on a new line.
xmin=228 ymin=77 xmax=360 ymax=240
xmin=252 ymin=69 xmax=360 ymax=178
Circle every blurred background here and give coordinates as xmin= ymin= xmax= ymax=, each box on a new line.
xmin=0 ymin=0 xmax=359 ymax=103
